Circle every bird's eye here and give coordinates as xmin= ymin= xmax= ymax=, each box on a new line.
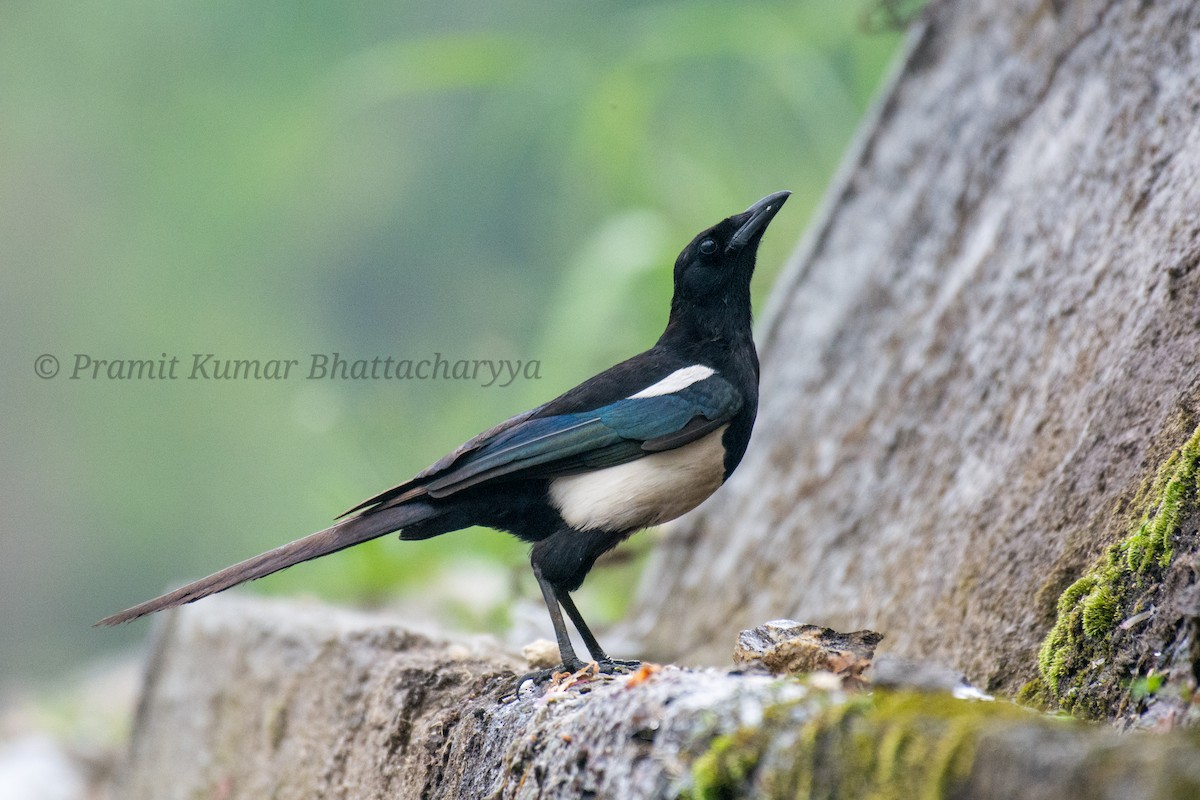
xmin=699 ymin=239 xmax=717 ymax=255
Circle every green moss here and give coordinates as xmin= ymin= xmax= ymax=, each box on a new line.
xmin=688 ymin=727 xmax=766 ymax=800
xmin=1032 ymin=422 xmax=1200 ymax=716
xmin=1079 ymin=584 xmax=1118 ymax=638
xmin=682 ymin=691 xmax=1033 ymax=800
xmin=1125 ymin=436 xmax=1199 ymax=570
xmin=1129 ymin=673 xmax=1165 ymax=701
xmin=1013 ymin=679 xmax=1049 ymax=710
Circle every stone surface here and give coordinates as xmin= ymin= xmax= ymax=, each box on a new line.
xmin=631 ymin=0 xmax=1200 ymax=709
xmin=732 ymin=619 xmax=881 ymax=680
xmin=118 ymin=596 xmax=1200 ymax=800
xmin=520 ymin=638 xmax=561 ymax=670
xmin=118 ymin=596 xmax=808 ymax=800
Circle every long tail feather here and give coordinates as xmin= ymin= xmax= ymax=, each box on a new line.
xmin=95 ymin=503 xmax=437 ymax=626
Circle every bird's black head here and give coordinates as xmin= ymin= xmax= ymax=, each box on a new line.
xmin=666 ymin=191 xmax=790 ymax=340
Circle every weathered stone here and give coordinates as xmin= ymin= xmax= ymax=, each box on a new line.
xmin=520 ymin=638 xmax=561 ymax=670
xmin=732 ymin=619 xmax=882 ymax=679
xmin=630 ymin=0 xmax=1200 ymax=723
xmin=118 ymin=596 xmax=809 ymax=800
xmin=118 ymin=596 xmax=1200 ymax=799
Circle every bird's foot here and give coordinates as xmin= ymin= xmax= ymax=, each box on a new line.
xmin=595 ymin=658 xmax=641 ymax=674
xmin=512 ymin=666 xmax=562 ymax=689
xmin=510 ymin=658 xmax=640 ymax=694
xmin=511 ymin=658 xmax=589 ymax=689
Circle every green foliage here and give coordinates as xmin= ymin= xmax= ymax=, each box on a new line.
xmin=1 ymin=0 xmax=907 ymax=681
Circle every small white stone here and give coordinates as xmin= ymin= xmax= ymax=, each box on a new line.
xmin=522 ymin=639 xmax=561 ymax=669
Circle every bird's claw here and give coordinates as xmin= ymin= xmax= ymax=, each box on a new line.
xmin=513 ymin=666 xmax=561 ymax=688
xmin=511 ymin=657 xmax=641 ymax=692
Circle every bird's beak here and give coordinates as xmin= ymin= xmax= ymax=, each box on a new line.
xmin=727 ymin=191 xmax=791 ymax=252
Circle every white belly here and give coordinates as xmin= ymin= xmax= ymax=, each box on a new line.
xmin=548 ymin=425 xmax=729 ymax=531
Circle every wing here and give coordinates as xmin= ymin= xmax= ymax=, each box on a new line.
xmin=422 ymin=371 xmax=743 ymax=497
xmin=337 ymin=404 xmax=546 ymax=517
xmin=342 ymin=368 xmax=743 ymax=515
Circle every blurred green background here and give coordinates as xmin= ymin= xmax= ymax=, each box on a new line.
xmin=0 ymin=0 xmax=910 ymax=688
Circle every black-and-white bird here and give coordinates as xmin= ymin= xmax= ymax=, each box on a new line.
xmin=99 ymin=191 xmax=790 ymax=673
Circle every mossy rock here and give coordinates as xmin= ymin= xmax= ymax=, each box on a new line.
xmin=1032 ymin=421 xmax=1200 ymax=719
xmin=683 ymin=690 xmax=1034 ymax=800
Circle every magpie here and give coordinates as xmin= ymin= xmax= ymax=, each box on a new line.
xmin=98 ymin=191 xmax=790 ymax=673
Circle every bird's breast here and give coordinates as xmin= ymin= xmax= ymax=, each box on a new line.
xmin=548 ymin=424 xmax=728 ymax=532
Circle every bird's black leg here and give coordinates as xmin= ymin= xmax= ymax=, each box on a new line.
xmin=555 ymin=589 xmax=607 ymax=660
xmin=556 ymin=588 xmax=640 ymax=673
xmin=532 ymin=562 xmax=586 ymax=673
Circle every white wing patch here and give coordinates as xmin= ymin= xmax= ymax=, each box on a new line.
xmin=629 ymin=365 xmax=715 ymax=399
xmin=549 ymin=425 xmax=728 ymax=531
